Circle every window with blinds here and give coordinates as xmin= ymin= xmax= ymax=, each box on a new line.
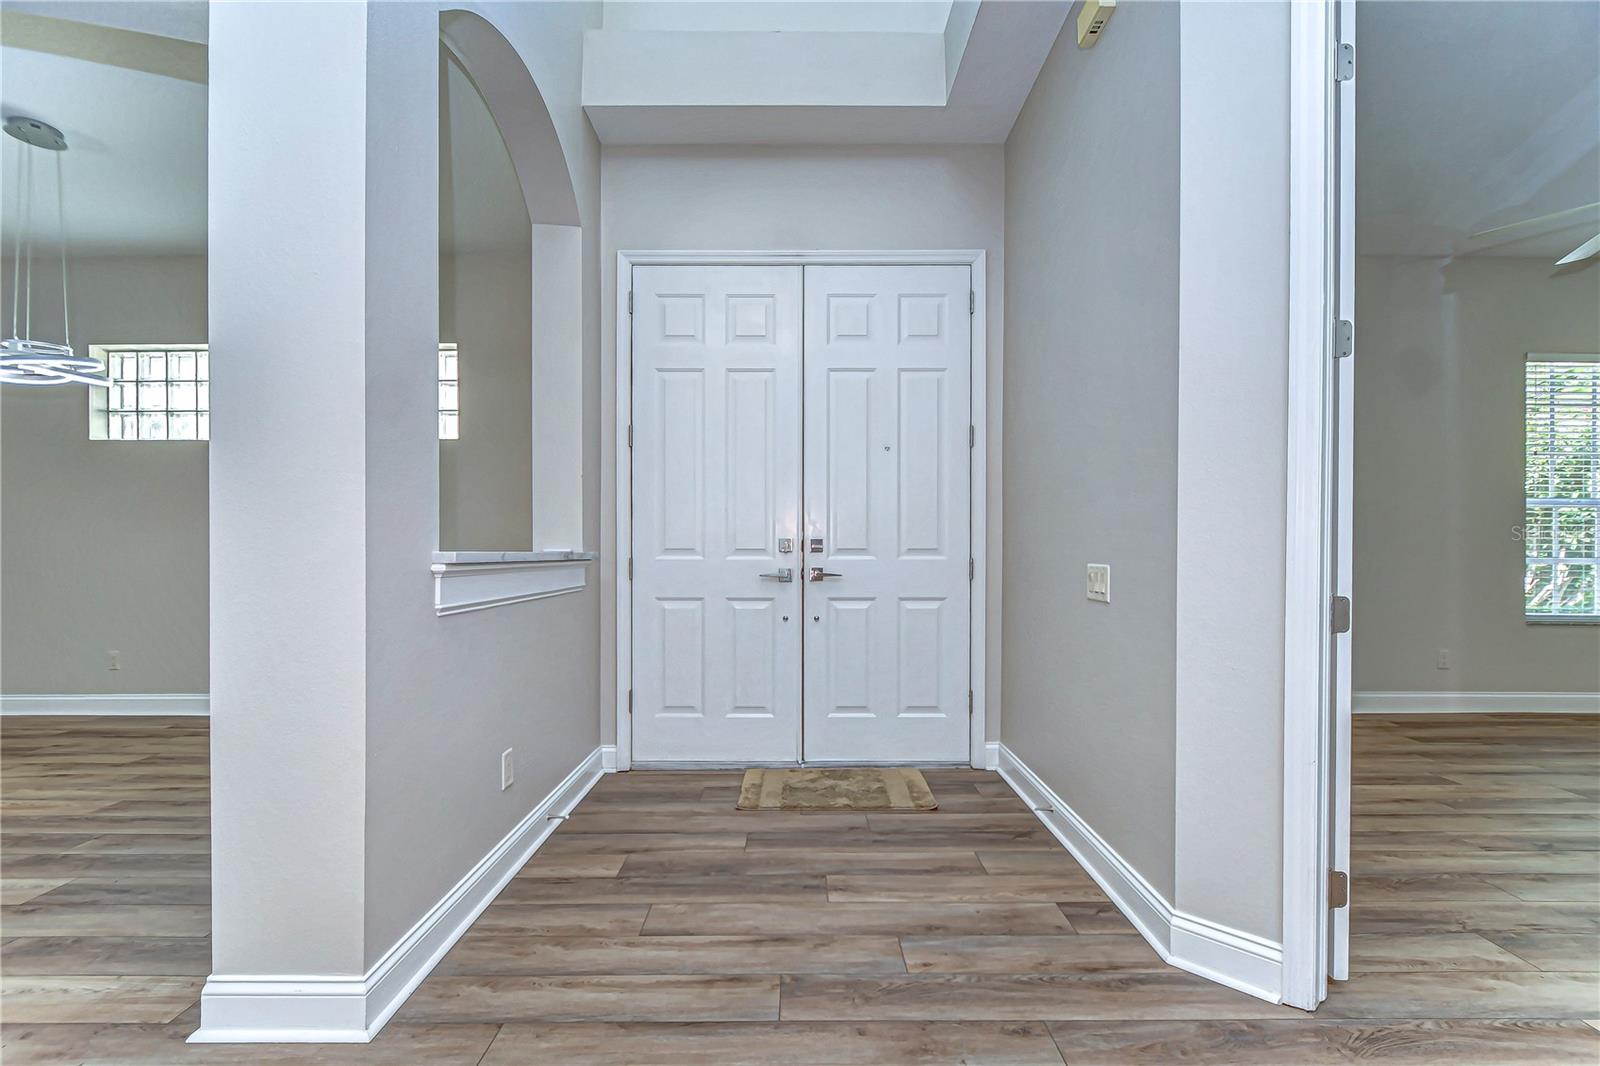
xmin=1524 ymin=355 xmax=1600 ymax=620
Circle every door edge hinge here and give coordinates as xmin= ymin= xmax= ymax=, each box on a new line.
xmin=1328 ymin=869 xmax=1350 ymax=908
xmin=627 ymin=290 xmax=634 ymax=314
xmin=627 ymin=689 xmax=633 ymax=715
xmin=627 ymin=424 xmax=634 ymax=448
xmin=969 ymin=291 xmax=975 ymax=315
xmin=627 ymin=556 xmax=633 ymax=580
xmin=968 ymin=558 xmax=975 ymax=581
xmin=1334 ymin=319 xmax=1354 ymax=359
xmin=968 ymin=690 xmax=974 ymax=716
xmin=1331 ymin=594 xmax=1351 ymax=635
xmin=969 ymin=424 xmax=976 ymax=448
xmin=1335 ymin=41 xmax=1354 ymax=82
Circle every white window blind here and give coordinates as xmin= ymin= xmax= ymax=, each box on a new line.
xmin=1524 ymin=354 xmax=1600 ymax=620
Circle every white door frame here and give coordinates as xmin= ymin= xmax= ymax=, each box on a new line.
xmin=1281 ymin=0 xmax=1349 ymax=1011
xmin=614 ymin=250 xmax=989 ymax=771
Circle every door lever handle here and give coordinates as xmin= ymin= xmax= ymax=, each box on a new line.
xmin=759 ymin=568 xmax=794 ymax=583
xmin=808 ymin=567 xmax=844 ymax=582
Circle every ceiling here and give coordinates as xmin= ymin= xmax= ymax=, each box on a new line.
xmin=580 ymin=1 xmax=1070 ymax=144
xmin=600 ymin=1 xmax=958 ymax=34
xmin=6 ymin=1 xmax=1597 ymax=260
xmin=1357 ymin=0 xmax=1600 ymax=259
xmin=0 ymin=35 xmax=206 ymax=256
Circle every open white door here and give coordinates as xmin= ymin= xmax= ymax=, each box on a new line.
xmin=1329 ymin=0 xmax=1356 ymax=984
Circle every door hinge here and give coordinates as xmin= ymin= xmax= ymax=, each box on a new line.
xmin=969 ymin=291 xmax=976 ymax=316
xmin=1328 ymin=869 xmax=1350 ymax=908
xmin=627 ymin=424 xmax=634 ymax=448
xmin=1331 ymin=594 xmax=1351 ymax=635
xmin=969 ymin=424 xmax=976 ymax=449
xmin=968 ymin=558 xmax=975 ymax=581
xmin=627 ymin=689 xmax=633 ymax=715
xmin=627 ymin=290 xmax=634 ymax=315
xmin=1335 ymin=41 xmax=1354 ymax=82
xmin=627 ymin=556 xmax=633 ymax=580
xmin=1335 ymin=319 xmax=1354 ymax=359
xmin=968 ymin=690 xmax=974 ymax=716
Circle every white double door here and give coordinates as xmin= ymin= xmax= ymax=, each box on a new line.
xmin=631 ymin=263 xmax=972 ymax=764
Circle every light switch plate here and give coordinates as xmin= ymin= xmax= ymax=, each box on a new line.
xmin=1086 ymin=563 xmax=1111 ymax=603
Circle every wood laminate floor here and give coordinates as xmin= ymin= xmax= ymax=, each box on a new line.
xmin=2 ymin=714 xmax=1596 ymax=1063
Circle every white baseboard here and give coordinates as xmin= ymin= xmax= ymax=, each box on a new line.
xmin=0 ymin=693 xmax=209 ymax=716
xmin=189 ymin=745 xmax=609 ymax=1043
xmin=1169 ymin=911 xmax=1285 ymax=1001
xmin=996 ymin=744 xmax=1172 ymax=956
xmin=599 ymin=743 xmax=618 ymax=771
xmin=996 ymin=743 xmax=1282 ymax=1004
xmin=980 ymin=740 xmax=1000 ymax=770
xmin=1354 ymin=690 xmax=1600 ymax=715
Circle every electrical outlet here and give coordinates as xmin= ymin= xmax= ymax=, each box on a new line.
xmin=1086 ymin=563 xmax=1111 ymax=603
xmin=1437 ymin=649 xmax=1451 ymax=670
xmin=107 ymin=650 xmax=121 ymax=671
xmin=500 ymin=749 xmax=514 ymax=790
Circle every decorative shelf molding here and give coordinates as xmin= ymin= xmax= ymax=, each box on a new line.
xmin=431 ymin=549 xmax=596 ymax=565
xmin=431 ymin=552 xmax=595 ymax=616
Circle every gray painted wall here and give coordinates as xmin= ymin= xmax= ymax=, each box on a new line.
xmin=1 ymin=255 xmax=208 ymax=696
xmin=360 ymin=0 xmax=605 ymax=967
xmin=438 ymin=47 xmax=535 ymax=552
xmin=1355 ymin=254 xmax=1600 ymax=695
xmin=599 ymin=142 xmax=1007 ymax=745
xmin=439 ymin=249 xmax=535 ymax=551
xmin=209 ymin=0 xmax=372 ymax=974
xmin=1002 ymin=1 xmax=1294 ymax=943
xmin=1172 ymin=0 xmax=1290 ymax=941
xmin=1001 ymin=2 xmax=1180 ymax=899
xmin=207 ymin=0 xmax=605 ymax=982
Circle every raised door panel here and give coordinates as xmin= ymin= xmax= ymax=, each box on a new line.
xmin=802 ymin=264 xmax=972 ymax=764
xmin=631 ymin=265 xmax=803 ymax=763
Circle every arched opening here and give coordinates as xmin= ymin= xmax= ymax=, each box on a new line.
xmin=437 ymin=10 xmax=583 ymax=553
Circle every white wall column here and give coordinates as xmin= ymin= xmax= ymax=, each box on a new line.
xmin=1173 ymin=0 xmax=1293 ymax=999
xmin=202 ymin=0 xmax=373 ymax=1039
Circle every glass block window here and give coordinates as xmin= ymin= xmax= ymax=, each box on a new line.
xmin=439 ymin=342 xmax=460 ymax=441
xmin=90 ymin=345 xmax=209 ymax=441
xmin=89 ymin=344 xmax=462 ymax=442
xmin=1524 ymin=355 xmax=1600 ymax=621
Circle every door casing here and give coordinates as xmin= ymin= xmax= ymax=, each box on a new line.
xmin=1280 ymin=0 xmax=1350 ymax=1011
xmin=613 ymin=250 xmax=989 ymax=771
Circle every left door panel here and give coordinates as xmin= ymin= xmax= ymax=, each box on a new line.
xmin=631 ymin=265 xmax=804 ymax=763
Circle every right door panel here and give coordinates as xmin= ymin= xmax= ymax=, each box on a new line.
xmin=801 ymin=264 xmax=972 ymax=764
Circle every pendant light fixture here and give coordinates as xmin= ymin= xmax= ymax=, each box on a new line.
xmin=1 ymin=115 xmax=104 ymax=387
